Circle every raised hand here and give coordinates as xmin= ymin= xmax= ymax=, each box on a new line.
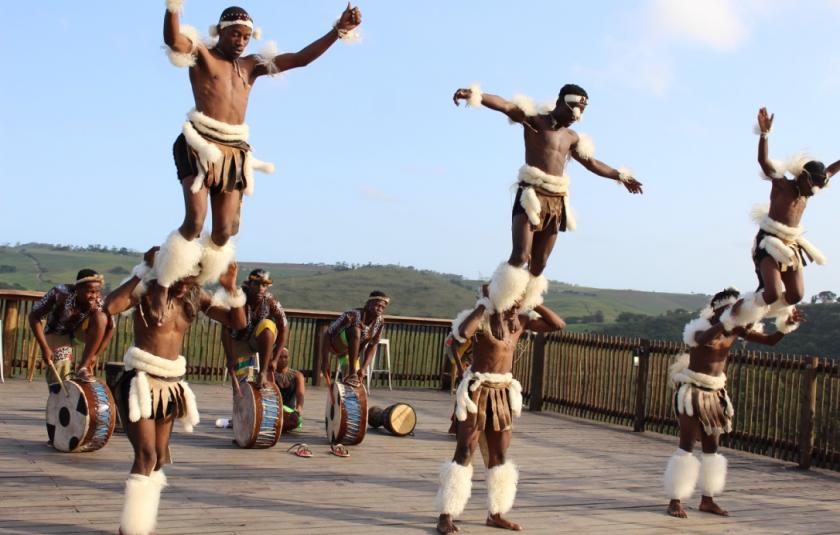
xmin=788 ymin=307 xmax=805 ymax=325
xmin=452 ymin=88 xmax=473 ymax=106
xmin=757 ymin=107 xmax=774 ymax=134
xmin=219 ymin=262 xmax=239 ymax=292
xmin=337 ymin=2 xmax=362 ymax=31
xmin=143 ymin=246 xmax=160 ymax=268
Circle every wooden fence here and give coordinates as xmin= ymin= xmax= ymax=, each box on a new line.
xmin=2 ymin=290 xmax=837 ymax=471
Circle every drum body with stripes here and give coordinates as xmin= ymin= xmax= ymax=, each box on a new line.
xmin=368 ymin=403 xmax=417 ymax=436
xmin=233 ymin=382 xmax=284 ymax=448
xmin=325 ymin=382 xmax=367 ymax=445
xmin=46 ymin=378 xmax=116 ymax=453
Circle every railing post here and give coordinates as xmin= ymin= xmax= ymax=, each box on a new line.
xmin=529 ymin=332 xmax=546 ymax=412
xmin=798 ymin=356 xmax=819 ymax=470
xmin=633 ymin=339 xmax=651 ymax=432
xmin=3 ymin=300 xmax=20 ymax=379
xmin=310 ymin=321 xmax=328 ymax=386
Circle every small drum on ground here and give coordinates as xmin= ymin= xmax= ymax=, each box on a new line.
xmin=325 ymin=381 xmax=367 ymax=445
xmin=46 ymin=378 xmax=116 ymax=453
xmin=368 ymin=403 xmax=417 ymax=437
xmin=104 ymin=361 xmax=126 ymax=433
xmin=233 ymin=382 xmax=283 ymax=448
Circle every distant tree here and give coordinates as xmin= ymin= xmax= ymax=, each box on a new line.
xmin=811 ymin=291 xmax=837 ymax=304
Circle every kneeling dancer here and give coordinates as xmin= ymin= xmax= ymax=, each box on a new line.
xmin=452 ymin=83 xmax=642 ymax=320
xmin=105 ymin=247 xmax=246 ymax=535
xmin=665 ymin=288 xmax=802 ymax=519
xmin=435 ymin=294 xmax=565 ymax=533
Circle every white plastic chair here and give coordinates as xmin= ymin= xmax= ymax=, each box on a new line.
xmin=367 ymin=339 xmax=392 ymax=391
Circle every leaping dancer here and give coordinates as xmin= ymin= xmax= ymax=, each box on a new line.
xmin=149 ymin=1 xmax=362 ymax=323
xmin=452 ymin=83 xmax=642 ymax=322
xmin=721 ymin=108 xmax=836 ymax=332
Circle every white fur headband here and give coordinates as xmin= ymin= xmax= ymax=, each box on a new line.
xmin=209 ymin=19 xmax=262 ymax=40
xmin=564 ymin=95 xmax=586 ymax=104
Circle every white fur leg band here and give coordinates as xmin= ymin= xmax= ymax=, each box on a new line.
xmin=720 ymin=292 xmax=768 ymax=331
xmin=211 ymin=288 xmax=247 ymax=310
xmin=196 ymin=233 xmax=236 ymax=286
xmin=519 ymin=274 xmax=548 ymax=313
xmin=435 ymin=461 xmax=473 ymax=517
xmin=120 ymin=474 xmax=162 ymax=535
xmin=664 ymin=448 xmax=700 ymax=501
xmin=699 ymin=453 xmax=727 ymax=497
xmin=488 ymin=262 xmax=530 ymax=313
xmin=153 ymin=230 xmax=203 ymax=288
xmin=487 ymin=462 xmax=519 ymax=515
xmin=467 ymin=83 xmax=483 ymax=108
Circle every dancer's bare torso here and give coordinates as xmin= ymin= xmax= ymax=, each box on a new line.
xmin=133 ymin=287 xmax=210 ymax=360
xmin=470 ymin=314 xmax=530 ymax=375
xmin=190 ymin=45 xmax=256 ymax=124
xmin=768 ymin=179 xmax=808 ymax=227
xmin=523 ymin=115 xmax=579 ymax=177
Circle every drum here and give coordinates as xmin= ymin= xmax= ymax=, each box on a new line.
xmin=45 ymin=378 xmax=116 ymax=453
xmin=233 ymin=382 xmax=284 ymax=448
xmin=325 ymin=381 xmax=367 ymax=445
xmin=104 ymin=361 xmax=126 ymax=433
xmin=368 ymin=403 xmax=417 ymax=437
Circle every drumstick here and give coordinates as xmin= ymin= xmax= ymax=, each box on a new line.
xmin=48 ymin=361 xmax=70 ymax=397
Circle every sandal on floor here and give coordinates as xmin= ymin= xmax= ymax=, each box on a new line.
xmin=286 ymin=442 xmax=313 ymax=458
xmin=329 ymin=443 xmax=350 ymax=458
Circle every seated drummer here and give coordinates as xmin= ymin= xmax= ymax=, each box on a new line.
xmin=274 ymin=348 xmax=305 ymax=427
xmin=28 ymin=269 xmax=113 ymax=391
xmin=221 ymin=269 xmax=289 ymax=391
xmin=320 ymin=291 xmax=390 ymax=388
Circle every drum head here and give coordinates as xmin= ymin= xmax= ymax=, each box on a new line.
xmin=384 ymin=403 xmax=417 ymax=437
xmin=46 ymin=380 xmax=90 ymax=452
xmin=233 ymin=382 xmax=258 ymax=448
xmin=325 ymin=383 xmax=344 ymax=444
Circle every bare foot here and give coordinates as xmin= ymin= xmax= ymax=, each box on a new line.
xmin=699 ymin=496 xmax=729 ymax=516
xmin=667 ymin=499 xmax=688 ymax=518
xmin=486 ymin=513 xmax=523 ymax=531
xmin=437 ymin=514 xmax=459 ymax=533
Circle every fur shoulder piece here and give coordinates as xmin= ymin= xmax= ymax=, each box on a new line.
xmin=164 ymin=25 xmax=201 ymax=68
xmin=682 ymin=316 xmax=712 ymax=347
xmin=256 ymin=41 xmax=282 ymax=77
xmin=574 ymin=133 xmax=595 ymax=160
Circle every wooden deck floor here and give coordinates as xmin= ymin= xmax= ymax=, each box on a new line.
xmin=1 ymin=378 xmax=839 ymax=534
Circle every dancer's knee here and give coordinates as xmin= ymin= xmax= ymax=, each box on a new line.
xmin=211 ymin=225 xmax=234 ymax=247
xmin=134 ymin=445 xmax=157 ymax=475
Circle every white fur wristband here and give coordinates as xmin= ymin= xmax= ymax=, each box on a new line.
xmin=617 ymin=167 xmax=634 ymax=184
xmin=775 ymin=315 xmax=799 ymax=334
xmin=166 ymin=0 xmax=184 ymax=14
xmin=467 ymin=83 xmax=483 ymax=108
xmin=753 ymin=123 xmax=771 ymax=137
xmin=131 ymin=263 xmax=152 ymax=280
xmin=211 ymin=288 xmax=247 ymax=310
xmin=334 ymin=21 xmax=361 ymax=43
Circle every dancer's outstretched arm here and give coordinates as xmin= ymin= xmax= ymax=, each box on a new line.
xmin=523 ymin=304 xmax=566 ymax=333
xmin=452 ymin=88 xmax=528 ymax=124
xmin=571 ymin=145 xmax=643 ymax=193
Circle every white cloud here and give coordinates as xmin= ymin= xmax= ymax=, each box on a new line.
xmin=359 ymin=185 xmax=400 ymax=203
xmin=650 ymin=0 xmax=747 ymax=51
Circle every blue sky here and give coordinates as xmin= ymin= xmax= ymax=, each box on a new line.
xmin=2 ymin=1 xmax=839 ymax=297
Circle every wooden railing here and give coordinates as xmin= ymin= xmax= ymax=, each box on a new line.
xmin=2 ymin=291 xmax=837 ymax=471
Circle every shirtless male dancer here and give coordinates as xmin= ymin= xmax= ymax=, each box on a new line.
xmin=105 ymin=247 xmax=246 ymax=535
xmin=665 ymin=288 xmax=802 ymax=519
xmin=435 ymin=292 xmax=565 ymax=533
xmin=722 ymin=108 xmax=836 ymax=332
xmin=29 ymin=269 xmax=112 ymax=390
xmin=452 ymin=84 xmax=642 ymax=321
xmin=149 ymin=1 xmax=362 ymax=322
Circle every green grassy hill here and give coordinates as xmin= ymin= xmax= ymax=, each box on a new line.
xmin=0 ymin=243 xmax=708 ymax=319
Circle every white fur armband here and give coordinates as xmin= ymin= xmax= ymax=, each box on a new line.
xmin=476 ymin=296 xmax=493 ymax=311
xmin=256 ymin=41 xmax=281 ymax=77
xmin=164 ymin=25 xmax=200 ymax=68
xmin=166 ymin=0 xmax=184 ymax=14
xmin=131 ymin=263 xmax=152 ymax=280
xmin=617 ymin=167 xmax=634 ymax=184
xmin=575 ymin=133 xmax=595 ymax=160
xmin=210 ymin=288 xmax=247 ymax=310
xmin=467 ymin=83 xmax=483 ymax=108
